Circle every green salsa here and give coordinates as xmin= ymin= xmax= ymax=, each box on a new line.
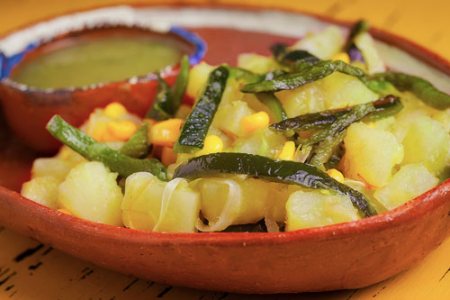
xmin=11 ymin=36 xmax=183 ymax=89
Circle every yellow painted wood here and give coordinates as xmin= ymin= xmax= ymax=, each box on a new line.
xmin=0 ymin=1 xmax=449 ymax=299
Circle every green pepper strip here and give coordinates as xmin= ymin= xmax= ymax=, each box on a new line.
xmin=301 ymin=103 xmax=375 ymax=146
xmin=47 ymin=116 xmax=167 ymax=181
xmin=120 ymin=124 xmax=149 ymax=158
xmin=174 ymin=153 xmax=377 ymax=217
xmin=227 ymin=66 xmax=262 ymax=83
xmin=270 ymin=95 xmax=401 ymax=132
xmin=146 ymin=55 xmax=190 ymax=120
xmin=241 ymin=60 xmax=366 ymax=93
xmin=175 ymin=66 xmax=230 ymax=153
xmin=271 ymin=43 xmax=320 ymax=71
xmin=256 ymin=93 xmax=288 ymax=122
xmin=371 ymin=72 xmax=450 ymax=109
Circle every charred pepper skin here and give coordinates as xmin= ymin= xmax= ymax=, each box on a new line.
xmin=175 ymin=66 xmax=229 ymax=153
xmin=174 ymin=152 xmax=377 ymax=217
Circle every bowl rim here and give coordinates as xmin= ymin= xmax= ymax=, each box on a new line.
xmin=1 ymin=2 xmax=449 ymax=243
xmin=0 ymin=23 xmax=206 ymax=93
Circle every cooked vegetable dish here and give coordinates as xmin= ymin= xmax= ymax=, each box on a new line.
xmin=21 ymin=22 xmax=450 ymax=233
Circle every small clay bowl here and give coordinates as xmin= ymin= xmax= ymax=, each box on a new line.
xmin=0 ymin=21 xmax=205 ymax=153
xmin=0 ymin=4 xmax=449 ymax=294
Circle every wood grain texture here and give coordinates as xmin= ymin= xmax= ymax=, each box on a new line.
xmin=0 ymin=0 xmax=449 ymax=299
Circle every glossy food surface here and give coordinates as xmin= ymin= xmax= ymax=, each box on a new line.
xmin=11 ymin=36 xmax=182 ymax=89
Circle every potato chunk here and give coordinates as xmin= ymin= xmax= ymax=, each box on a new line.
xmin=21 ymin=176 xmax=60 ymax=209
xmin=343 ymin=122 xmax=404 ymax=187
xmin=374 ymin=164 xmax=439 ymax=210
xmin=286 ymin=190 xmax=359 ymax=231
xmin=198 ymin=177 xmax=276 ymax=230
xmin=276 ymin=72 xmax=378 ymax=117
xmin=58 ymin=162 xmax=123 ymax=226
xmin=122 ymin=172 xmax=200 ymax=232
xmin=401 ymin=115 xmax=449 ymax=175
xmin=31 ymin=158 xmax=74 ymax=181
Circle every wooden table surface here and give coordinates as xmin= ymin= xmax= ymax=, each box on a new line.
xmin=0 ymin=1 xmax=449 ymax=299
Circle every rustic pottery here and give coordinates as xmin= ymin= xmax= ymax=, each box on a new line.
xmin=0 ymin=4 xmax=449 ymax=294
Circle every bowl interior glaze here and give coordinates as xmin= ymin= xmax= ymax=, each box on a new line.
xmin=0 ymin=5 xmax=449 ymax=294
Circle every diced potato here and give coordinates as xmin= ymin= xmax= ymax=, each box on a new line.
xmin=286 ymin=190 xmax=360 ymax=231
xmin=233 ymin=128 xmax=286 ymax=158
xmin=213 ymin=100 xmax=254 ymax=137
xmin=153 ymin=179 xmax=200 ymax=233
xmin=237 ymin=53 xmax=279 ymax=74
xmin=21 ymin=176 xmax=60 ymax=209
xmin=354 ymin=32 xmax=385 ymax=74
xmin=291 ymin=26 xmax=344 ymax=59
xmin=31 ymin=158 xmax=74 ymax=181
xmin=198 ymin=177 xmax=272 ymax=228
xmin=186 ymin=62 xmax=214 ymax=99
xmin=374 ymin=164 xmax=439 ymax=210
xmin=401 ymin=115 xmax=449 ymax=174
xmin=432 ymin=109 xmax=450 ymax=132
xmin=276 ymin=72 xmax=378 ymax=117
xmin=320 ymin=72 xmax=379 ymax=109
xmin=122 ymin=173 xmax=200 ymax=233
xmin=122 ymin=172 xmax=164 ymax=230
xmin=343 ymin=122 xmax=404 ymax=187
xmin=58 ymin=162 xmax=123 ymax=226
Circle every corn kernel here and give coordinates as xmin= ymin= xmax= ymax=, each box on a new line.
xmin=161 ymin=146 xmax=178 ymax=166
xmin=326 ymin=168 xmax=345 ymax=183
xmin=241 ymin=111 xmax=270 ymax=135
xmin=150 ymin=118 xmax=183 ymax=147
xmin=104 ymin=102 xmax=127 ymax=118
xmin=196 ymin=135 xmax=224 ymax=156
xmin=332 ymin=52 xmax=350 ymax=64
xmin=107 ymin=120 xmax=137 ymax=141
xmin=277 ymin=141 xmax=296 ymax=161
xmin=91 ymin=122 xmax=110 ymax=141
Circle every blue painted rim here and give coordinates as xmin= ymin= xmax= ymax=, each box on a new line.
xmin=0 ymin=25 xmax=206 ymax=81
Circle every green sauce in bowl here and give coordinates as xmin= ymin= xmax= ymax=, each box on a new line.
xmin=11 ymin=31 xmax=185 ymax=89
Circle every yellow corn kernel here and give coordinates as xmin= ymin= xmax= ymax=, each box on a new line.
xmin=326 ymin=168 xmax=345 ymax=183
xmin=108 ymin=120 xmax=137 ymax=141
xmin=241 ymin=111 xmax=270 ymax=135
xmin=104 ymin=102 xmax=127 ymax=118
xmin=332 ymin=52 xmax=350 ymax=64
xmin=196 ymin=135 xmax=224 ymax=156
xmin=91 ymin=122 xmax=110 ymax=141
xmin=150 ymin=118 xmax=183 ymax=147
xmin=277 ymin=141 xmax=296 ymax=161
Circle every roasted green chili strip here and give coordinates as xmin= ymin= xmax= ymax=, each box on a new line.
xmin=147 ymin=55 xmax=190 ymax=120
xmin=344 ymin=20 xmax=369 ymax=53
xmin=241 ymin=60 xmax=366 ymax=93
xmin=255 ymin=93 xmax=287 ymax=122
xmin=174 ymin=153 xmax=377 ymax=217
xmin=271 ymin=95 xmax=401 ymax=132
xmin=371 ymin=72 xmax=450 ymax=109
xmin=47 ymin=115 xmax=167 ymax=180
xmin=120 ymin=124 xmax=149 ymax=158
xmin=271 ymin=43 xmax=320 ymax=70
xmin=301 ymin=103 xmax=375 ymax=146
xmin=175 ymin=66 xmax=229 ymax=153
xmin=309 ymin=131 xmax=345 ymax=169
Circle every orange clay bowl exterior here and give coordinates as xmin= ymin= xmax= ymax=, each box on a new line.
xmin=0 ymin=25 xmax=199 ymax=153
xmin=0 ymin=4 xmax=449 ymax=294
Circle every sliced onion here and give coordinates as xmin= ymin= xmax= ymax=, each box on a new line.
xmin=196 ymin=179 xmax=242 ymax=232
xmin=153 ymin=178 xmax=187 ymax=231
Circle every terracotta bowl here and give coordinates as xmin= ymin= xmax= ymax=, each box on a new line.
xmin=0 ymin=4 xmax=449 ymax=294
xmin=0 ymin=20 xmax=205 ymax=153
